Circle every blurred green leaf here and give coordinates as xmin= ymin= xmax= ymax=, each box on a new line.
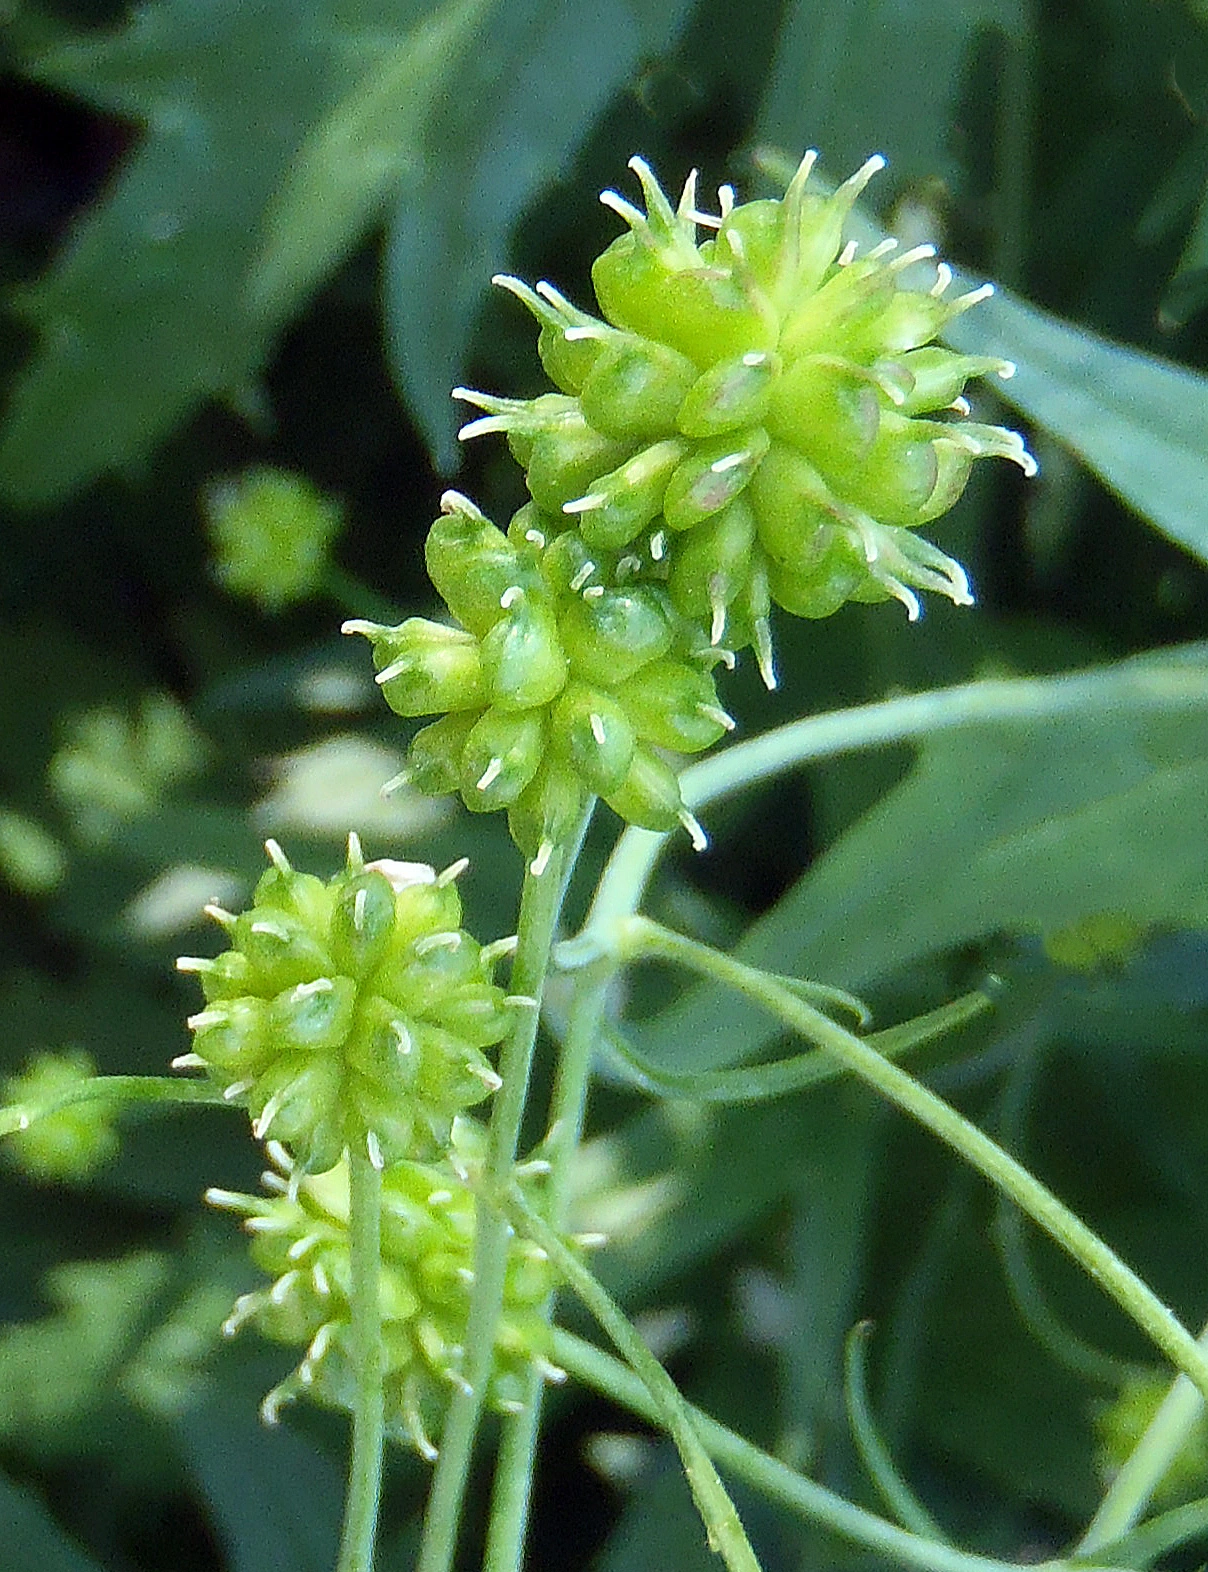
xmin=175 ymin=1384 xmax=344 ymax=1572
xmin=1159 ymin=180 xmax=1208 ymax=330
xmin=0 ymin=1468 xmax=108 ymax=1572
xmin=947 ymin=286 xmax=1208 ymax=568
xmin=0 ymin=0 xmax=331 ymax=506
xmin=635 ymin=647 xmax=1208 ymax=1073
xmin=594 ymin=1457 xmax=721 ymax=1572
xmin=0 ymin=1246 xmax=235 ymax=1454
xmin=383 ymin=0 xmax=697 ymax=470
xmin=249 ymin=0 xmax=496 ymax=324
xmin=756 ymin=0 xmax=1026 ymax=193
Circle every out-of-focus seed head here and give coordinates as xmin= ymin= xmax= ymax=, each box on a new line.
xmin=208 ymin=1120 xmax=563 ymax=1455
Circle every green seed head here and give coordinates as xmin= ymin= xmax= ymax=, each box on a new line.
xmin=456 ymin=152 xmax=1035 ymax=684
xmin=350 ymin=495 xmax=731 ymax=857
xmin=207 ymin=1119 xmax=563 ymax=1456
xmin=177 ymin=840 xmax=511 ymax=1172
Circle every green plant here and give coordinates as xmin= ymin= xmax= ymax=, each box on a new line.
xmin=5 ymin=4 xmax=1208 ymax=1571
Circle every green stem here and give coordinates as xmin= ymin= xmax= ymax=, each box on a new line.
xmin=553 ymin=1330 xmax=1123 ymax=1572
xmin=844 ymin=1323 xmax=951 ymax=1543
xmin=481 ymin=804 xmax=598 ymax=1572
xmin=610 ymin=917 xmax=1208 ymax=1407
xmin=416 ymin=843 xmax=571 ymax=1572
xmin=503 ymin=1189 xmax=763 ymax=1572
xmin=336 ymin=1138 xmax=385 ymax=1572
xmin=479 ymin=968 xmax=607 ymax=1572
xmin=482 ymin=1367 xmax=544 ymax=1572
xmin=0 ymin=1074 xmax=229 ymax=1138
xmin=595 ymin=992 xmax=989 ymax=1104
xmin=586 ymin=664 xmax=1208 ymax=935
xmin=1076 ymin=1318 xmax=1208 ymax=1555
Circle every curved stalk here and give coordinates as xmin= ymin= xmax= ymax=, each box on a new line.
xmin=601 ymin=917 xmax=1208 ymax=1408
xmin=0 ymin=1074 xmax=229 ymax=1138
xmin=553 ymin=1330 xmax=1125 ymax=1572
xmin=503 ymin=1187 xmax=762 ymax=1572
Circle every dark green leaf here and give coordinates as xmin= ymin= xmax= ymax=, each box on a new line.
xmin=755 ymin=0 xmax=1026 ymax=193
xmin=635 ymin=648 xmax=1208 ymax=1073
xmin=175 ymin=1385 xmax=344 ymax=1572
xmin=249 ymin=0 xmax=498 ymax=324
xmin=947 ymin=285 xmax=1208 ymax=568
xmin=383 ymin=0 xmax=697 ymax=471
xmin=1 ymin=0 xmax=332 ymax=505
xmin=0 ymin=1469 xmax=108 ymax=1572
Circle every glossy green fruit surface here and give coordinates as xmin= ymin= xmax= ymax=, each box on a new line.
xmin=177 ymin=839 xmax=511 ymax=1173
xmin=456 ymin=153 xmax=1035 ymax=687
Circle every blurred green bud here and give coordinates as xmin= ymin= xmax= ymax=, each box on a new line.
xmin=207 ymin=1120 xmax=563 ymax=1457
xmin=203 ymin=467 xmax=343 ymax=613
xmin=1 ymin=1048 xmax=120 ymax=1181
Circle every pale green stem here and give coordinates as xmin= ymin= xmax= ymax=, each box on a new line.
xmin=1077 ymin=1318 xmax=1208 ymax=1555
xmin=606 ymin=918 xmax=1208 ymax=1407
xmin=416 ymin=843 xmax=570 ymax=1572
xmin=503 ymin=1188 xmax=763 ymax=1572
xmin=553 ymin=1330 xmax=1125 ymax=1572
xmin=586 ymin=664 xmax=1208 ymax=935
xmin=482 ymin=806 xmax=599 ymax=1572
xmin=480 ymin=979 xmax=610 ymax=1572
xmin=322 ymin=564 xmax=404 ymax=626
xmin=483 ymin=1371 xmax=545 ymax=1572
xmin=0 ymin=1074 xmax=228 ymax=1138
xmin=336 ymin=1138 xmax=385 ymax=1572
xmin=844 ymin=1322 xmax=951 ymax=1543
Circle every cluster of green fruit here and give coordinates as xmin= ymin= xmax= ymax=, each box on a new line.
xmin=177 ymin=839 xmax=570 ymax=1453
xmin=177 ymin=837 xmax=514 ymax=1175
xmin=353 ymin=153 xmax=1031 ymax=849
xmin=207 ymin=1120 xmax=559 ymax=1457
xmin=345 ymin=491 xmax=730 ymax=868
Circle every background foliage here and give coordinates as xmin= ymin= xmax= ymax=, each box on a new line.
xmin=2 ymin=0 xmax=1208 ymax=1567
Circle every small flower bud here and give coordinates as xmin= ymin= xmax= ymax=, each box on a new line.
xmin=676 ymin=351 xmax=776 ymax=438
xmin=1 ymin=1049 xmax=120 ymax=1181
xmin=661 ymin=428 xmax=770 ymax=532
xmin=551 ymin=683 xmax=637 ymax=795
xmin=563 ymin=439 xmax=684 ymax=551
xmin=348 ymin=618 xmax=485 ymax=718
xmin=425 ymin=500 xmax=536 ymax=637
xmin=615 ymin=660 xmax=732 ymax=753
xmin=459 ymin=709 xmax=545 ymax=811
